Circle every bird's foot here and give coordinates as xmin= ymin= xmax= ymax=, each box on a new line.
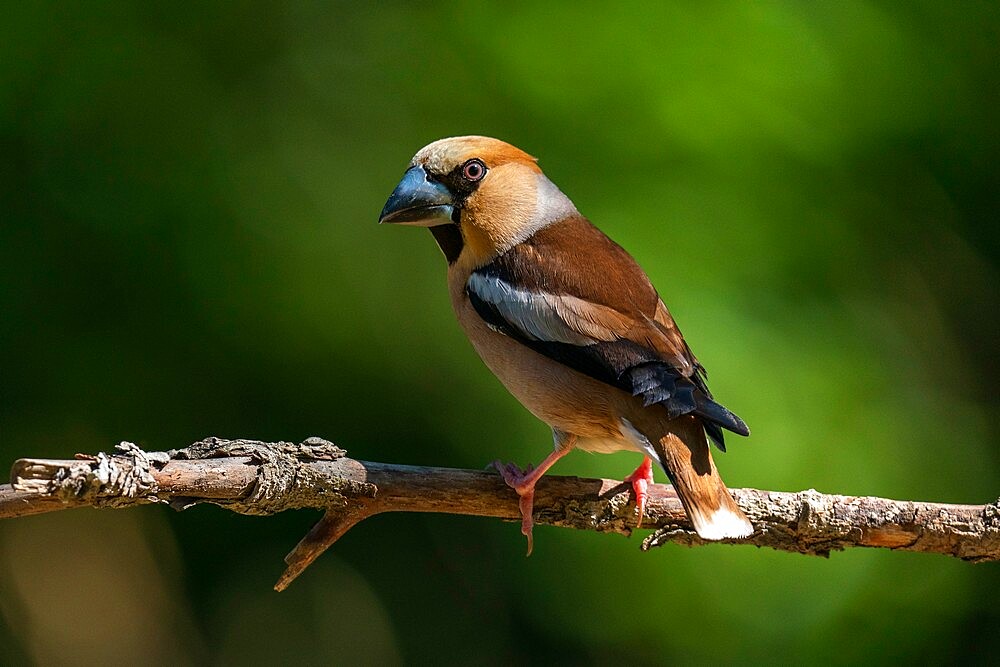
xmin=492 ymin=460 xmax=538 ymax=556
xmin=625 ymin=457 xmax=655 ymax=527
xmin=491 ymin=445 xmax=573 ymax=555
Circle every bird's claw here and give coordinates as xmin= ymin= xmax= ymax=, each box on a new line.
xmin=491 ymin=460 xmax=528 ymax=492
xmin=492 ymin=460 xmax=536 ymax=555
xmin=625 ymin=457 xmax=655 ymax=528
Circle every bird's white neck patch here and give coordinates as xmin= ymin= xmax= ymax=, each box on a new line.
xmin=535 ymin=174 xmax=578 ymax=225
xmin=507 ymin=173 xmax=579 ymax=248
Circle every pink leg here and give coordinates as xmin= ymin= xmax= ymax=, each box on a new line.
xmin=625 ymin=457 xmax=655 ymax=527
xmin=493 ymin=443 xmax=574 ymax=555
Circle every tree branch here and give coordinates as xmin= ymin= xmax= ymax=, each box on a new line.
xmin=3 ymin=438 xmax=998 ymax=591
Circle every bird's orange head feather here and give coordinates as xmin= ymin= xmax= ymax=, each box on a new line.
xmin=381 ymin=136 xmax=577 ymax=267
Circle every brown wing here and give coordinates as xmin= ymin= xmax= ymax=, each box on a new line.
xmin=466 ymin=215 xmax=748 ymax=449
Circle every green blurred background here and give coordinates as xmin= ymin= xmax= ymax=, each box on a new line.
xmin=2 ymin=2 xmax=998 ymax=664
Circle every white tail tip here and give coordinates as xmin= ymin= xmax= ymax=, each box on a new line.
xmin=689 ymin=505 xmax=754 ymax=540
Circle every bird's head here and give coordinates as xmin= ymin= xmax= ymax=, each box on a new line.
xmin=379 ymin=136 xmax=577 ymax=265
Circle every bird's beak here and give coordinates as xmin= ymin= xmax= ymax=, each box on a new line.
xmin=378 ymin=166 xmax=455 ymax=226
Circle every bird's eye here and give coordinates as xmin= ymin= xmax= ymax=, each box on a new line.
xmin=462 ymin=159 xmax=487 ymax=182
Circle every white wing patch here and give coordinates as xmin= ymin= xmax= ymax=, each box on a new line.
xmin=466 ymin=272 xmax=595 ymax=345
xmin=619 ymin=418 xmax=660 ymax=460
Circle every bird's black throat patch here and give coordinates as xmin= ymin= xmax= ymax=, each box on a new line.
xmin=429 ymin=224 xmax=464 ymax=264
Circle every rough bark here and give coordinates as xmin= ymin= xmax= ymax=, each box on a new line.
xmin=2 ymin=438 xmax=998 ymax=591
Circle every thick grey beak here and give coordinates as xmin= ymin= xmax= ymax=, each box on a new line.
xmin=378 ymin=166 xmax=455 ymax=226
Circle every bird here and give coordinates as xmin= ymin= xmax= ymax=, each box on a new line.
xmin=378 ymin=136 xmax=753 ymax=553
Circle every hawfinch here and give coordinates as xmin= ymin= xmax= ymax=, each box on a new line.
xmin=379 ymin=136 xmax=753 ymax=552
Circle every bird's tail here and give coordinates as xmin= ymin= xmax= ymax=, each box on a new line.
xmin=626 ymin=413 xmax=753 ymax=540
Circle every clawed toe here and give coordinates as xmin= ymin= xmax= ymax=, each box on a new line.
xmin=492 ymin=460 xmax=528 ymax=490
xmin=492 ymin=459 xmax=537 ymax=555
xmin=489 ymin=446 xmax=574 ymax=555
xmin=626 ymin=457 xmax=655 ymax=527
